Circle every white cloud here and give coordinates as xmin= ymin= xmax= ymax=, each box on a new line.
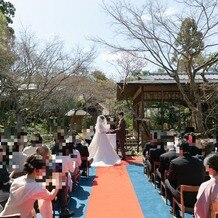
xmin=141 ymin=14 xmax=151 ymax=21
xmin=141 ymin=6 xmax=177 ymax=21
xmin=44 ymin=33 xmax=56 ymax=40
xmin=163 ymin=7 xmax=177 ymax=17
xmin=100 ymin=52 xmax=122 ymax=62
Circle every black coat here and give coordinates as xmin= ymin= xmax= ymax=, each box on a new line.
xmin=0 ymin=164 xmax=10 ymax=192
xmin=166 ymin=154 xmax=204 ymax=207
xmin=168 ymin=154 xmax=204 ymax=189
xmin=158 ymin=150 xmax=178 ymax=177
xmin=74 ymin=143 xmax=89 ymax=168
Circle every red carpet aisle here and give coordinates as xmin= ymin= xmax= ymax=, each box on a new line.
xmin=86 ymin=158 xmax=144 ymax=218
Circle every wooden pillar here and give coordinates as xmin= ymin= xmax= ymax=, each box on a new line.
xmin=141 ymin=86 xmax=145 ymax=148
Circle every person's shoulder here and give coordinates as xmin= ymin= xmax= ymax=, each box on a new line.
xmin=198 ymin=179 xmax=213 ymax=192
xmin=171 ymin=156 xmax=181 ymax=164
xmin=161 ymin=151 xmax=173 ymax=157
xmin=23 ymin=146 xmax=31 ymax=151
xmin=190 ymin=155 xmax=203 ymax=163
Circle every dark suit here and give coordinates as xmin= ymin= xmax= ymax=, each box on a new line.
xmin=156 ymin=150 xmax=178 ymax=180
xmin=74 ymin=143 xmax=90 ymax=168
xmin=145 ymin=147 xmax=166 ymax=174
xmin=0 ymin=165 xmax=10 ymax=192
xmin=143 ymin=143 xmax=157 ymax=157
xmin=115 ymin=118 xmax=126 ymax=158
xmin=165 ymin=154 xmax=204 ymax=208
xmin=189 ymin=145 xmax=201 ymax=156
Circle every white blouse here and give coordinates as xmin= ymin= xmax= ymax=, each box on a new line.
xmin=0 ymin=175 xmax=54 ymax=218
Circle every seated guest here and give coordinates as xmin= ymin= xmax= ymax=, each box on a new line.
xmin=36 ymin=145 xmax=62 ymax=217
xmin=189 ymin=144 xmax=202 ymax=156
xmin=156 ymin=144 xmax=178 ymax=181
xmin=66 ymin=136 xmax=81 ymax=191
xmin=67 ymin=136 xmax=82 ymax=171
xmin=23 ymin=132 xmax=43 ymax=156
xmin=0 ymin=154 xmax=59 ymax=218
xmin=55 ymin=140 xmax=76 ymax=216
xmin=165 ymin=142 xmax=205 ymax=217
xmin=74 ymin=137 xmax=93 ymax=176
xmin=0 ymin=144 xmax=12 ymax=205
xmin=9 ymin=132 xmax=28 ymax=178
xmin=194 ymin=153 xmax=218 ymax=218
xmin=196 ymin=142 xmax=214 ymax=161
xmin=145 ymin=142 xmax=166 ymax=175
xmin=142 ymin=142 xmax=157 ymax=157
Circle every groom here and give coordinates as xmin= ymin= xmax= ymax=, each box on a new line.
xmin=113 ymin=112 xmax=126 ymax=160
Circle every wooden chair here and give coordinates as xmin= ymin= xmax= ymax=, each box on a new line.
xmin=211 ymin=200 xmax=218 ymax=218
xmin=0 ymin=214 xmax=21 ymax=218
xmin=71 ymin=168 xmax=80 ymax=190
xmin=80 ymin=157 xmax=89 ymax=179
xmin=173 ymin=185 xmax=199 ymax=218
xmin=151 ymin=161 xmax=160 ymax=189
xmin=160 ymin=170 xmax=168 ymax=204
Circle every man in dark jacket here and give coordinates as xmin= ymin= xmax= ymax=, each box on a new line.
xmin=74 ymin=138 xmax=93 ymax=176
xmin=165 ymin=142 xmax=204 ymax=217
xmin=114 ymin=112 xmax=126 ymax=160
xmin=156 ymin=145 xmax=178 ymax=181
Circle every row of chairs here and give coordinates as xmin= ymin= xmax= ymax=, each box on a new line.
xmin=72 ymin=156 xmax=89 ymax=190
xmin=145 ymin=160 xmax=218 ymax=218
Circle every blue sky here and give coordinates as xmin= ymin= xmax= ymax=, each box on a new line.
xmin=8 ymin=0 xmax=176 ymax=80
xmin=8 ymin=0 xmax=124 ymax=79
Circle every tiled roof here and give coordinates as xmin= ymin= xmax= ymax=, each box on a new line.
xmin=127 ymin=72 xmax=218 ymax=84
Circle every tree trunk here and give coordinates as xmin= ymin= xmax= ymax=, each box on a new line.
xmin=16 ymin=112 xmax=25 ymax=132
xmin=193 ymin=107 xmax=206 ymax=136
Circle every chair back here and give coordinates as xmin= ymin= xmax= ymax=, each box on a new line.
xmin=211 ymin=200 xmax=218 ymax=218
xmin=180 ymin=185 xmax=199 ymax=208
xmin=0 ymin=214 xmax=21 ymax=218
xmin=80 ymin=156 xmax=89 ymax=178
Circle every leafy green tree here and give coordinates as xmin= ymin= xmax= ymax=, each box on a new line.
xmin=0 ymin=0 xmax=15 ymax=24
xmin=0 ymin=0 xmax=15 ymax=34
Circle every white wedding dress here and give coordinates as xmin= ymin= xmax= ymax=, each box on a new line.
xmin=88 ymin=116 xmax=121 ymax=166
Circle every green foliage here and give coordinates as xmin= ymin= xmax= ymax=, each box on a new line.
xmin=173 ymin=17 xmax=205 ymax=72
xmin=108 ymin=99 xmax=133 ymax=128
xmin=82 ymin=116 xmax=93 ymax=129
xmin=129 ymin=70 xmax=150 ymax=80
xmin=176 ymin=18 xmax=204 ymax=56
xmin=91 ymin=70 xmax=108 ymax=81
xmin=0 ymin=11 xmax=8 ymax=50
xmin=0 ymin=0 xmax=15 ymax=24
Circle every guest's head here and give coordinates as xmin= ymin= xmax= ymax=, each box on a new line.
xmin=36 ymin=144 xmax=51 ymax=160
xmin=204 ymin=142 xmax=214 ymax=156
xmin=75 ymin=135 xmax=82 ymax=145
xmin=13 ymin=131 xmax=27 ymax=152
xmin=30 ymin=132 xmax=42 ymax=147
xmin=204 ymin=153 xmax=218 ymax=176
xmin=118 ymin=112 xmax=124 ymax=119
xmin=179 ymin=141 xmax=190 ymax=155
xmin=23 ymin=153 xmax=45 ymax=175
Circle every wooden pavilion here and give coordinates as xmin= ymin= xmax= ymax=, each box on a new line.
xmin=116 ymin=72 xmax=218 ymax=146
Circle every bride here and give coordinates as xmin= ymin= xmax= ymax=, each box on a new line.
xmin=88 ymin=115 xmax=121 ymax=166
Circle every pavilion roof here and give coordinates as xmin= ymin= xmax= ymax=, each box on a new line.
xmin=117 ymin=72 xmax=218 ymax=100
xmin=131 ymin=72 xmax=218 ymax=84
